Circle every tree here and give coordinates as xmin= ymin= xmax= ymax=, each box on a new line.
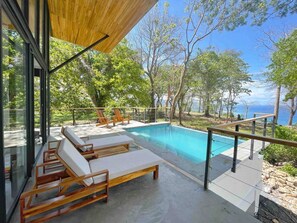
xmin=169 ymin=0 xmax=297 ymax=124
xmin=269 ymin=29 xmax=297 ymax=125
xmin=258 ymin=29 xmax=290 ymax=124
xmin=78 ymin=39 xmax=150 ymax=108
xmin=220 ymin=51 xmax=251 ymax=120
xmin=134 ymin=2 xmax=180 ymax=114
xmin=190 ymin=51 xmax=223 ymax=117
xmin=50 ymin=38 xmax=150 ymax=110
xmin=189 ymin=50 xmax=251 ymax=118
xmin=50 ymin=39 xmax=94 ymax=109
xmin=169 ymin=0 xmax=268 ymax=124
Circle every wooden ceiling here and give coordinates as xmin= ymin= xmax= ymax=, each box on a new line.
xmin=48 ymin=0 xmax=157 ymax=53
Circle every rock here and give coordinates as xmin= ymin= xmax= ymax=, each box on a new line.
xmin=278 ymin=187 xmax=290 ymax=194
xmin=272 ymin=219 xmax=279 ymax=223
xmin=278 ymin=179 xmax=286 ymax=184
xmin=294 ymin=181 xmax=297 ymax=187
xmin=264 ymin=186 xmax=272 ymax=193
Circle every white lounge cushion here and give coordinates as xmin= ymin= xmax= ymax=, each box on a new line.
xmin=57 ymin=139 xmax=93 ymax=186
xmin=63 ymin=127 xmax=89 ymax=152
xmin=86 ymin=135 xmax=134 ymax=150
xmin=89 ymin=149 xmax=163 ymax=184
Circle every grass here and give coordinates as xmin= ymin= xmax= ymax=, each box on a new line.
xmin=170 ymin=113 xmax=273 ymax=139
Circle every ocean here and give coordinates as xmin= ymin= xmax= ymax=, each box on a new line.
xmin=234 ymin=104 xmax=297 ymax=126
xmin=190 ymin=102 xmax=296 ymax=125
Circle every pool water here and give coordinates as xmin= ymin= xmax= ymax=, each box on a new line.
xmin=126 ymin=124 xmax=244 ymax=163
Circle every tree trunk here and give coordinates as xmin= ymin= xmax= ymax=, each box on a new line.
xmin=288 ymin=98 xmax=297 ymax=126
xmin=204 ymin=93 xmax=210 ymax=117
xmin=198 ymin=96 xmax=201 ymax=113
xmin=165 ymin=85 xmax=171 ymax=109
xmin=170 ymin=62 xmax=188 ymax=122
xmin=274 ymin=85 xmax=281 ymax=124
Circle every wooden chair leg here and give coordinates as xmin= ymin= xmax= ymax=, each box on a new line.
xmin=153 ymin=165 xmax=159 ymax=180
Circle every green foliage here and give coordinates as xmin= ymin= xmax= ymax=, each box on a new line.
xmin=50 ymin=38 xmax=150 ymax=110
xmin=262 ymin=126 xmax=297 ymax=165
xmin=50 ymin=38 xmax=93 ymax=109
xmin=189 ymin=50 xmax=251 ymax=116
xmin=281 ymin=163 xmax=297 ymax=177
xmin=268 ymin=30 xmax=297 ymax=100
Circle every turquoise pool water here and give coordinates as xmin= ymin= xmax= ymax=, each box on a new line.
xmin=126 ymin=124 xmax=244 ymax=163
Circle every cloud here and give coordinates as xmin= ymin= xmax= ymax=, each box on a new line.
xmin=237 ymin=80 xmax=280 ymax=105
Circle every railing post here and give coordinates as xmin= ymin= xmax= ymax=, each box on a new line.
xmin=250 ymin=120 xmax=256 ymax=160
xmin=231 ymin=125 xmax=239 ymax=173
xmin=132 ymin=108 xmax=135 ymax=121
xmin=144 ymin=109 xmax=146 ymax=123
xmin=272 ymin=116 xmax=276 ymax=138
xmin=72 ymin=109 xmax=76 ymax=126
xmin=204 ymin=130 xmax=213 ymax=190
xmin=262 ymin=118 xmax=267 ymax=149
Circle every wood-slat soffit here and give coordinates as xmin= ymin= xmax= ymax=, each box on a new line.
xmin=48 ymin=0 xmax=157 ymax=53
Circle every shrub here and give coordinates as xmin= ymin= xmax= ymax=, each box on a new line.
xmin=281 ymin=163 xmax=297 ymax=177
xmin=262 ymin=126 xmax=297 ymax=166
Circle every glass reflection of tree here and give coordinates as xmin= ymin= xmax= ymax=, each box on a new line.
xmin=2 ymin=28 xmax=25 ymax=129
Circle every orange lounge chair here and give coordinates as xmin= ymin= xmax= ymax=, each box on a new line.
xmin=20 ymin=138 xmax=162 ymax=222
xmin=113 ymin=108 xmax=130 ymax=125
xmin=96 ymin=109 xmax=114 ymax=126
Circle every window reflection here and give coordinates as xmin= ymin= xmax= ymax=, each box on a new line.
xmin=2 ymin=10 xmax=27 ymax=213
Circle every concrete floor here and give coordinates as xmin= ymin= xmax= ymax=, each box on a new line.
xmin=10 ymin=122 xmax=261 ymax=223
xmin=11 ymin=163 xmax=260 ymax=223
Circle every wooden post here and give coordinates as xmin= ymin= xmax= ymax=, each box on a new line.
xmin=231 ymin=125 xmax=239 ymax=173
xmin=204 ymin=130 xmax=213 ymax=190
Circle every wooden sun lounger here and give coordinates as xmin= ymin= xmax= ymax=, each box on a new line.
xmin=20 ymin=139 xmax=162 ymax=222
xmin=61 ymin=126 xmax=133 ymax=156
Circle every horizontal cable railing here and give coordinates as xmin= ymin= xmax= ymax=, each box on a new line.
xmin=49 ymin=107 xmax=172 ymax=126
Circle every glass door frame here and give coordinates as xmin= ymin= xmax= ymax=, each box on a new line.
xmin=0 ymin=0 xmax=50 ymax=222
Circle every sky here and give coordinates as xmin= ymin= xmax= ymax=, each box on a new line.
xmin=130 ymin=0 xmax=297 ymax=105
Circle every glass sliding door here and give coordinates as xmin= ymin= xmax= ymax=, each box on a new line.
xmin=2 ymin=10 xmax=27 ymax=214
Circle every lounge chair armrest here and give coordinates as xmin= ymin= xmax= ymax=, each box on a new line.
xmin=81 ymin=151 xmax=98 ymax=159
xmin=36 ymin=160 xmax=61 ymax=168
xmin=98 ymin=117 xmax=107 ymax=122
xmin=43 ymin=150 xmax=58 ymax=163
xmin=35 ymin=160 xmax=63 ymax=179
xmin=20 ymin=169 xmax=109 ymax=199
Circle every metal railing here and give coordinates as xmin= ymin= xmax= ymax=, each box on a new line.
xmin=49 ymin=107 xmax=172 ymax=126
xmin=203 ymin=113 xmax=297 ymax=190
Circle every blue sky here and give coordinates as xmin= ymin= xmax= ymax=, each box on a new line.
xmin=130 ymin=1 xmax=297 ymax=105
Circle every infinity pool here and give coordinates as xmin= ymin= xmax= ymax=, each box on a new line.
xmin=126 ymin=124 xmax=244 ymax=163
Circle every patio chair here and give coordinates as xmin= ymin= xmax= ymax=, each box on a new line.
xmin=20 ymin=138 xmax=162 ymax=222
xmin=61 ymin=126 xmax=134 ymax=156
xmin=96 ymin=109 xmax=114 ymax=127
xmin=113 ymin=108 xmax=130 ymax=125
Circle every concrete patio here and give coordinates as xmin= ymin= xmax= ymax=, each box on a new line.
xmin=10 ymin=121 xmax=261 ymax=222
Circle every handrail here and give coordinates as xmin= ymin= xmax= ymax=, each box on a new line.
xmin=212 ymin=114 xmax=274 ymax=128
xmin=204 ymin=113 xmax=278 ymax=190
xmin=208 ymin=126 xmax=297 ymax=147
